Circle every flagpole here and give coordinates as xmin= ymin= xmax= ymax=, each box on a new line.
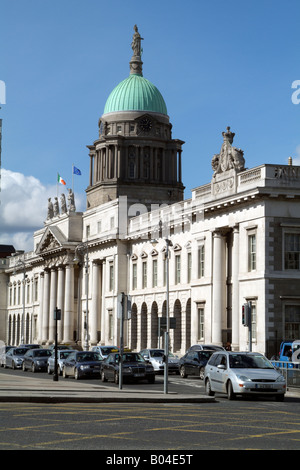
xmin=72 ymin=163 xmax=74 ymax=193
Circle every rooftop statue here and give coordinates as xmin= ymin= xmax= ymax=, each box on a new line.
xmin=212 ymin=127 xmax=245 ymax=176
xmin=131 ymin=24 xmax=143 ymax=57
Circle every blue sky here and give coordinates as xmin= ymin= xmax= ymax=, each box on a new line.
xmin=1 ymin=0 xmax=299 ymax=251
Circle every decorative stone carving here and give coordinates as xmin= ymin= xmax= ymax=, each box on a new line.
xmin=212 ymin=127 xmax=245 ymax=176
xmin=67 ymin=188 xmax=76 ymax=212
xmin=53 ymin=197 xmax=59 ymax=217
xmin=60 ymin=193 xmax=67 ymax=214
xmin=47 ymin=198 xmax=54 ymax=219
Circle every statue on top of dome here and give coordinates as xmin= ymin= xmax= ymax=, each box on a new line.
xmin=131 ymin=25 xmax=143 ymax=57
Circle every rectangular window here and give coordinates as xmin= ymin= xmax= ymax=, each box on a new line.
xmin=285 ymin=305 xmax=300 ymax=339
xmin=197 ymin=304 xmax=205 ymax=341
xmin=248 ymin=234 xmax=256 ymax=271
xmin=108 ymin=310 xmax=114 ymax=340
xmin=198 ymin=245 xmax=205 ymax=278
xmin=163 ymin=258 xmax=167 ymax=286
xmin=152 ymin=259 xmax=158 ymax=287
xmin=34 ymin=277 xmax=38 ymax=302
xmin=132 ymin=263 xmax=137 ymax=290
xmin=175 ymin=254 xmax=181 ymax=285
xmin=109 ymin=263 xmax=114 ymax=291
xmin=86 ymin=225 xmax=90 ymax=238
xmin=284 ymin=233 xmax=300 ymax=270
xmin=142 ymin=261 xmax=147 ymax=289
xmin=187 ymin=252 xmax=192 ymax=283
xmin=250 ymin=302 xmax=257 ymax=341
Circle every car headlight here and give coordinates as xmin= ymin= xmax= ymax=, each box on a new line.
xmin=275 ymin=374 xmax=285 ymax=382
xmin=235 ymin=374 xmax=252 ymax=382
xmin=79 ymin=365 xmax=90 ymax=370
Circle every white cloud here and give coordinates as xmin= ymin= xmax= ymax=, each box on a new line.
xmin=294 ymin=145 xmax=300 ymax=166
xmin=0 ymin=169 xmax=84 ymax=252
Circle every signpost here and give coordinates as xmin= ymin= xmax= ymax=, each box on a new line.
xmin=53 ymin=307 xmax=61 ymax=381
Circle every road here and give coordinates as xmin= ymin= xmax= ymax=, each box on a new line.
xmin=1 ymin=369 xmax=300 ymax=451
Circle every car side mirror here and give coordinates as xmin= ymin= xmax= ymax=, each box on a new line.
xmin=217 ymin=364 xmax=226 ymax=370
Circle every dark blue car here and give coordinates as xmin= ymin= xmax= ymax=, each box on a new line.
xmin=62 ymin=351 xmax=102 ymax=379
xmin=179 ymin=350 xmax=214 ymax=379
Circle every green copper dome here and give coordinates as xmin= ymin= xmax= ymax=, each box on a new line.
xmin=103 ymin=74 xmax=168 ymax=116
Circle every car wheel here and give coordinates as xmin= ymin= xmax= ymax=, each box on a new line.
xmin=114 ymin=372 xmax=119 ymax=384
xmin=74 ymin=368 xmax=80 ymax=380
xmin=31 ymin=363 xmax=36 ymax=373
xmin=205 ymin=379 xmax=215 ymax=397
xmin=180 ymin=366 xmax=187 ymax=378
xmin=275 ymin=394 xmax=285 ymax=402
xmin=199 ymin=367 xmax=205 ymax=380
xmin=47 ymin=365 xmax=52 ymax=375
xmin=22 ymin=362 xmax=26 ymax=372
xmin=101 ymin=371 xmax=107 ymax=382
xmin=12 ymin=361 xmax=15 ymax=370
xmin=227 ymin=380 xmax=236 ymax=400
xmin=63 ymin=367 xmax=68 ymax=378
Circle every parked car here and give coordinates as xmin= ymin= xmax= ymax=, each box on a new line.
xmin=187 ymin=344 xmax=225 ymax=352
xmin=22 ymin=348 xmax=52 ymax=372
xmin=101 ymin=352 xmax=155 ymax=384
xmin=19 ymin=344 xmax=42 ymax=350
xmin=62 ymin=351 xmax=102 ymax=379
xmin=204 ymin=351 xmax=286 ymax=401
xmin=0 ymin=345 xmax=14 ymax=367
xmin=139 ymin=348 xmax=179 ymax=374
xmin=4 ymin=347 xmax=29 ymax=369
xmin=47 ymin=344 xmax=73 ymax=352
xmin=179 ymin=350 xmax=214 ymax=379
xmin=91 ymin=345 xmax=119 ymax=359
xmin=47 ymin=349 xmax=77 ymax=375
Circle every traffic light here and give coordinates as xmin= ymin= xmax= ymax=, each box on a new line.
xmin=242 ymin=303 xmax=250 ymax=327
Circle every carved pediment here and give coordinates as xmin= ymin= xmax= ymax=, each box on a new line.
xmin=35 ymin=226 xmax=67 ymax=255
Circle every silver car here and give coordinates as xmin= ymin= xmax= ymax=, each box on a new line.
xmin=204 ymin=351 xmax=286 ymax=401
xmin=47 ymin=349 xmax=77 ymax=375
xmin=4 ymin=347 xmax=29 ymax=369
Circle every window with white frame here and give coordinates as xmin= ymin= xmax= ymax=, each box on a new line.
xmin=187 ymin=252 xmax=192 ymax=283
xmin=175 ymin=254 xmax=181 ymax=285
xmin=109 ymin=262 xmax=114 ymax=291
xmin=142 ymin=261 xmax=147 ymax=289
xmin=132 ymin=263 xmax=137 ymax=290
xmin=197 ymin=303 xmax=205 ymax=341
xmin=108 ymin=310 xmax=114 ymax=340
xmin=284 ymin=233 xmax=300 ymax=270
xmin=152 ymin=259 xmax=157 ymax=287
xmin=248 ymin=233 xmax=256 ymax=271
xmin=198 ymin=245 xmax=205 ymax=278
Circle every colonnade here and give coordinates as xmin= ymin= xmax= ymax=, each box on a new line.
xmin=89 ymin=145 xmax=183 ymax=186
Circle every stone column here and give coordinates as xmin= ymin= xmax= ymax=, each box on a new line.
xmin=57 ymin=266 xmax=65 ymax=343
xmin=63 ymin=264 xmax=74 ymax=344
xmin=42 ymin=269 xmax=50 ymax=343
xmin=212 ymin=231 xmax=226 ymax=345
xmin=90 ymin=261 xmax=100 ymax=345
xmin=100 ymin=261 xmax=106 ymax=343
xmin=48 ymin=268 xmax=57 ymax=343
xmin=231 ymin=225 xmax=240 ymax=350
xmin=38 ymin=272 xmax=44 ymax=344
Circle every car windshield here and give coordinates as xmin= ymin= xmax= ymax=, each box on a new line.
xmin=101 ymin=347 xmax=118 ymax=355
xmin=150 ymin=350 xmax=164 ymax=357
xmin=229 ymin=354 xmax=274 ymax=369
xmin=198 ymin=351 xmax=213 ymax=360
xmin=14 ymin=348 xmax=28 ymax=355
xmin=77 ymin=353 xmax=101 ymax=362
xmin=116 ymin=353 xmax=145 ymax=363
xmin=33 ymin=350 xmax=52 ymax=357
xmin=60 ymin=351 xmax=73 ymax=359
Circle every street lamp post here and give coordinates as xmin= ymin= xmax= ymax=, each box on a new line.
xmin=74 ymin=242 xmax=89 ymax=350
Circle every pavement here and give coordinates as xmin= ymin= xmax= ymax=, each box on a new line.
xmin=1 ymin=372 xmax=299 ymax=404
xmin=0 ymin=371 xmax=216 ymax=403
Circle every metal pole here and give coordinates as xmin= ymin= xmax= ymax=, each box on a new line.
xmin=164 ymin=240 xmax=170 ymax=394
xmin=85 ymin=249 xmax=89 ymax=350
xmin=53 ymin=307 xmax=58 ymax=381
xmin=119 ymin=293 xmax=124 ymax=390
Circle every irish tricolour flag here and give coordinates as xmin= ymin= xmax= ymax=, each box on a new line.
xmin=57 ymin=173 xmax=66 ymax=185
